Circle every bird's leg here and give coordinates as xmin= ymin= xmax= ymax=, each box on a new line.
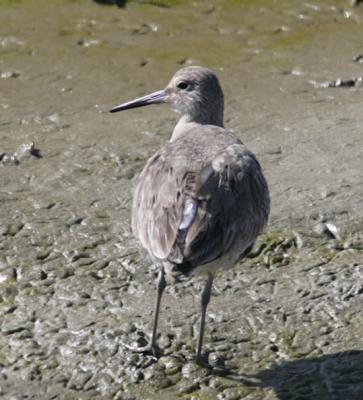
xmin=150 ymin=265 xmax=166 ymax=356
xmin=196 ymin=273 xmax=214 ymax=365
xmin=120 ymin=265 xmax=166 ymax=358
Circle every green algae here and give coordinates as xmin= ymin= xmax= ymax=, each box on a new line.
xmin=0 ymin=0 xmax=23 ymax=5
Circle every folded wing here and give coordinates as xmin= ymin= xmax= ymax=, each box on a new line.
xmin=132 ymin=143 xmax=269 ymax=269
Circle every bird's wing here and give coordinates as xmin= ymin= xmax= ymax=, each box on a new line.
xmin=131 ymin=150 xmax=184 ymax=260
xmin=173 ymin=143 xmax=270 ymax=267
xmin=132 ymin=143 xmax=269 ymax=266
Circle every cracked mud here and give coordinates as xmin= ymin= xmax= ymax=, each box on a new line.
xmin=1 ymin=0 xmax=363 ymax=399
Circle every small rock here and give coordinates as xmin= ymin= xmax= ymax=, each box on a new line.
xmin=0 ymin=36 xmax=25 ymax=48
xmin=0 ymin=268 xmax=16 ymax=283
xmin=77 ymin=39 xmax=102 ymax=47
xmin=315 ymin=76 xmax=363 ymax=88
xmin=208 ymin=351 xmax=225 ymax=367
xmin=218 ymin=386 xmax=252 ymax=400
xmin=343 ymin=238 xmax=363 ymax=250
xmin=181 ymin=362 xmax=200 ymax=379
xmin=0 ymin=71 xmax=20 ymax=79
xmin=16 ymin=265 xmax=47 ymax=283
xmin=158 ymin=334 xmax=172 ymax=350
xmin=15 ymin=142 xmax=42 ymax=160
xmin=0 ymin=153 xmax=19 ymax=165
xmin=1 ymin=312 xmax=32 ymax=334
xmin=67 ymin=371 xmax=93 ymax=390
xmin=181 ymin=361 xmax=210 ymax=380
xmin=313 ymin=222 xmax=340 ymax=239
xmin=47 ymin=113 xmax=60 ymax=124
xmin=293 ymin=231 xmax=304 ymax=248
xmin=133 ymin=23 xmax=158 ymax=35
xmin=178 ymin=381 xmax=200 ymax=394
xmin=159 ymin=356 xmax=182 ymax=375
xmin=353 ymin=54 xmax=363 ymax=63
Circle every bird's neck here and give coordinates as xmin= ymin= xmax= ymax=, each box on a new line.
xmin=171 ymin=113 xmax=224 ymax=142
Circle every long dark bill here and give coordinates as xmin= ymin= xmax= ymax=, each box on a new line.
xmin=110 ymin=90 xmax=167 ymax=113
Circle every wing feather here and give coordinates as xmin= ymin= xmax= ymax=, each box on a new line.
xmin=132 ymin=132 xmax=269 ymax=268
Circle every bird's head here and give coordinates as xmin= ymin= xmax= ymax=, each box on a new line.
xmin=110 ymin=66 xmax=224 ymax=127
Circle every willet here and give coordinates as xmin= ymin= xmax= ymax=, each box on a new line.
xmin=110 ymin=66 xmax=270 ymax=364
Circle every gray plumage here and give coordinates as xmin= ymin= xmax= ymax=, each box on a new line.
xmin=110 ymin=66 xmax=270 ymax=364
xmin=132 ymin=125 xmax=269 ymax=277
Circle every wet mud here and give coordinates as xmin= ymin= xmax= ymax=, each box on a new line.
xmin=1 ymin=0 xmax=363 ymax=399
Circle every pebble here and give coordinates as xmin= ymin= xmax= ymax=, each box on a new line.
xmin=313 ymin=222 xmax=340 ymax=239
xmin=0 ymin=268 xmax=16 ymax=284
xmin=159 ymin=356 xmax=182 ymax=375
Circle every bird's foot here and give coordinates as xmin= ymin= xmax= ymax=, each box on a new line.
xmin=120 ymin=340 xmax=162 ymax=359
xmin=195 ymin=353 xmax=209 ymax=367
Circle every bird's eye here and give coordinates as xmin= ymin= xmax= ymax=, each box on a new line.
xmin=177 ymin=81 xmax=190 ymax=90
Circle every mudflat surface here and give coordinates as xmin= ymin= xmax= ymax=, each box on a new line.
xmin=0 ymin=0 xmax=363 ymax=399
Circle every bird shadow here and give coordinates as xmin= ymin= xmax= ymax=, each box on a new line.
xmin=93 ymin=0 xmax=127 ymax=8
xmin=212 ymin=350 xmax=363 ymax=400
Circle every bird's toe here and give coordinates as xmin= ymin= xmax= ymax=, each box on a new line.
xmin=120 ymin=340 xmax=162 ymax=359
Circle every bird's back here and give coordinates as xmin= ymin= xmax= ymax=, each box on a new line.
xmin=132 ymin=124 xmax=270 ymax=276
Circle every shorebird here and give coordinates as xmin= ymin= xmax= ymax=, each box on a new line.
xmin=110 ymin=66 xmax=270 ymax=364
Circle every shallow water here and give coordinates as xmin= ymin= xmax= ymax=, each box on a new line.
xmin=1 ymin=0 xmax=363 ymax=399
